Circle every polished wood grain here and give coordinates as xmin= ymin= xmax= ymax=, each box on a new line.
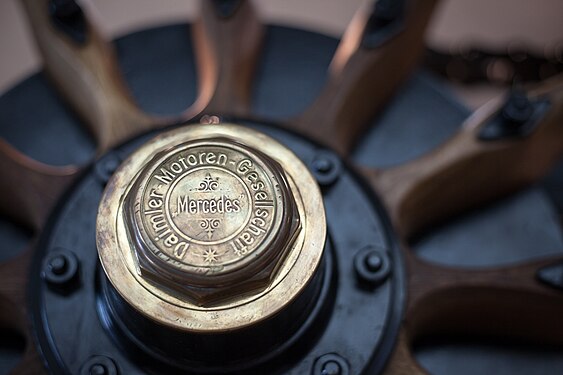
xmin=367 ymin=77 xmax=563 ymax=239
xmin=191 ymin=0 xmax=264 ymax=118
xmin=383 ymin=329 xmax=427 ymax=375
xmin=404 ymin=251 xmax=563 ymax=345
xmin=0 ymin=140 xmax=77 ymax=231
xmin=20 ymin=0 xmax=160 ymax=152
xmin=288 ymin=0 xmax=439 ymax=155
xmin=385 ymin=249 xmax=563 ymax=375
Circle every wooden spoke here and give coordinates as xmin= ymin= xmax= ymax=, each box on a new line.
xmin=0 ymin=245 xmax=45 ymax=375
xmin=289 ymin=0 xmax=439 ymax=155
xmin=0 ymin=248 xmax=31 ymax=322
xmin=20 ymin=0 xmax=158 ymax=152
xmin=190 ymin=0 xmax=264 ymax=117
xmin=0 ymin=140 xmax=77 ymax=231
xmin=404 ymin=251 xmax=563 ymax=345
xmin=385 ymin=250 xmax=563 ymax=375
xmin=366 ymin=76 xmax=563 ymax=239
xmin=383 ymin=329 xmax=427 ymax=375
xmin=9 ymin=345 xmax=47 ymax=375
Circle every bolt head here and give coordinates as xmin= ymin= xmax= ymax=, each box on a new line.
xmin=42 ymin=250 xmax=79 ymax=290
xmin=322 ymin=361 xmax=342 ymax=375
xmin=49 ymin=255 xmax=68 ymax=275
xmin=89 ymin=364 xmax=107 ymax=375
xmin=364 ymin=253 xmax=383 ymax=272
xmin=354 ymin=247 xmax=391 ymax=286
xmin=80 ymin=356 xmax=117 ymax=375
xmin=314 ymin=354 xmax=349 ymax=375
xmin=311 ymin=151 xmax=341 ymax=187
xmin=502 ymin=92 xmax=533 ymax=125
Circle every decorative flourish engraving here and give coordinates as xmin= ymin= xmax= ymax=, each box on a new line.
xmin=202 ymin=248 xmax=219 ymax=263
xmin=200 ymin=218 xmax=221 ymax=239
xmin=198 ymin=173 xmax=219 ymax=192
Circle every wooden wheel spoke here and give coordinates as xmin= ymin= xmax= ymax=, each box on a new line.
xmin=289 ymin=0 xmax=439 ymax=155
xmin=383 ymin=329 xmax=428 ymax=375
xmin=367 ymin=75 xmax=563 ymax=239
xmin=405 ymin=252 xmax=563 ymax=344
xmin=191 ymin=0 xmax=264 ymax=117
xmin=0 ymin=140 xmax=78 ymax=231
xmin=0 ymin=245 xmax=46 ymax=375
xmin=9 ymin=345 xmax=47 ymax=375
xmin=0 ymin=248 xmax=31 ymax=320
xmin=20 ymin=0 xmax=157 ymax=152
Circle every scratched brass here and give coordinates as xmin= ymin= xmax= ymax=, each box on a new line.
xmin=131 ymin=142 xmax=280 ymax=268
xmin=136 ymin=142 xmax=282 ymax=267
xmin=123 ymin=138 xmax=302 ymax=304
xmin=97 ymin=124 xmax=326 ymax=332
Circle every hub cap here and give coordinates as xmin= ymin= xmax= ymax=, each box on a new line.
xmin=97 ymin=124 xmax=326 ymax=331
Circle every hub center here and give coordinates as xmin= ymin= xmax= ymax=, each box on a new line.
xmin=97 ymin=124 xmax=324 ymax=329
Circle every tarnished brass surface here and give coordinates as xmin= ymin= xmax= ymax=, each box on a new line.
xmin=123 ymin=138 xmax=301 ymax=305
xmin=97 ymin=124 xmax=326 ymax=332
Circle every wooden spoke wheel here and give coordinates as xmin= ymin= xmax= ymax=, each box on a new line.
xmin=1 ymin=1 xmax=562 ymax=374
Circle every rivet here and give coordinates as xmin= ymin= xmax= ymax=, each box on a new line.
xmin=311 ymin=151 xmax=341 ymax=188
xmin=354 ymin=247 xmax=391 ymax=287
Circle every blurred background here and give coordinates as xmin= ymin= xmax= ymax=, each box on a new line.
xmin=1 ymin=0 xmax=563 ymax=108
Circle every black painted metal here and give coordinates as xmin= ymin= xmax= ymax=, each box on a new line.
xmin=361 ymin=0 xmax=406 ymax=49
xmin=313 ymin=353 xmax=350 ymax=375
xmin=478 ymin=90 xmax=551 ymax=141
xmin=41 ymin=248 xmax=80 ymax=293
xmin=354 ymin=247 xmax=391 ymax=287
xmin=29 ymin=120 xmax=405 ymax=374
xmin=310 ymin=150 xmax=342 ymax=188
xmin=537 ymin=261 xmax=563 ymax=291
xmin=79 ymin=356 xmax=118 ymax=375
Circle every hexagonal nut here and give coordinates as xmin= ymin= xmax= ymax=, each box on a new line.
xmin=133 ymin=209 xmax=301 ymax=307
xmin=122 ymin=140 xmax=303 ymax=307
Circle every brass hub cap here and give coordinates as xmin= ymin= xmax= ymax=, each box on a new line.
xmin=124 ymin=138 xmax=301 ymax=304
xmin=97 ymin=124 xmax=326 ymax=332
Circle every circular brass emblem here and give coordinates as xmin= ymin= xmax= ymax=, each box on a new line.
xmin=129 ymin=140 xmax=285 ymax=276
xmin=97 ymin=124 xmax=326 ymax=332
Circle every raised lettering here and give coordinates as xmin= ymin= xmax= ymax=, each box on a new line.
xmin=154 ymin=168 xmax=175 ymax=184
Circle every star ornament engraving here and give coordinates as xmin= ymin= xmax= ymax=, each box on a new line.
xmin=203 ymin=248 xmax=219 ymax=264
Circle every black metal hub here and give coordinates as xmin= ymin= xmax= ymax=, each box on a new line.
xmin=29 ymin=121 xmax=405 ymax=375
